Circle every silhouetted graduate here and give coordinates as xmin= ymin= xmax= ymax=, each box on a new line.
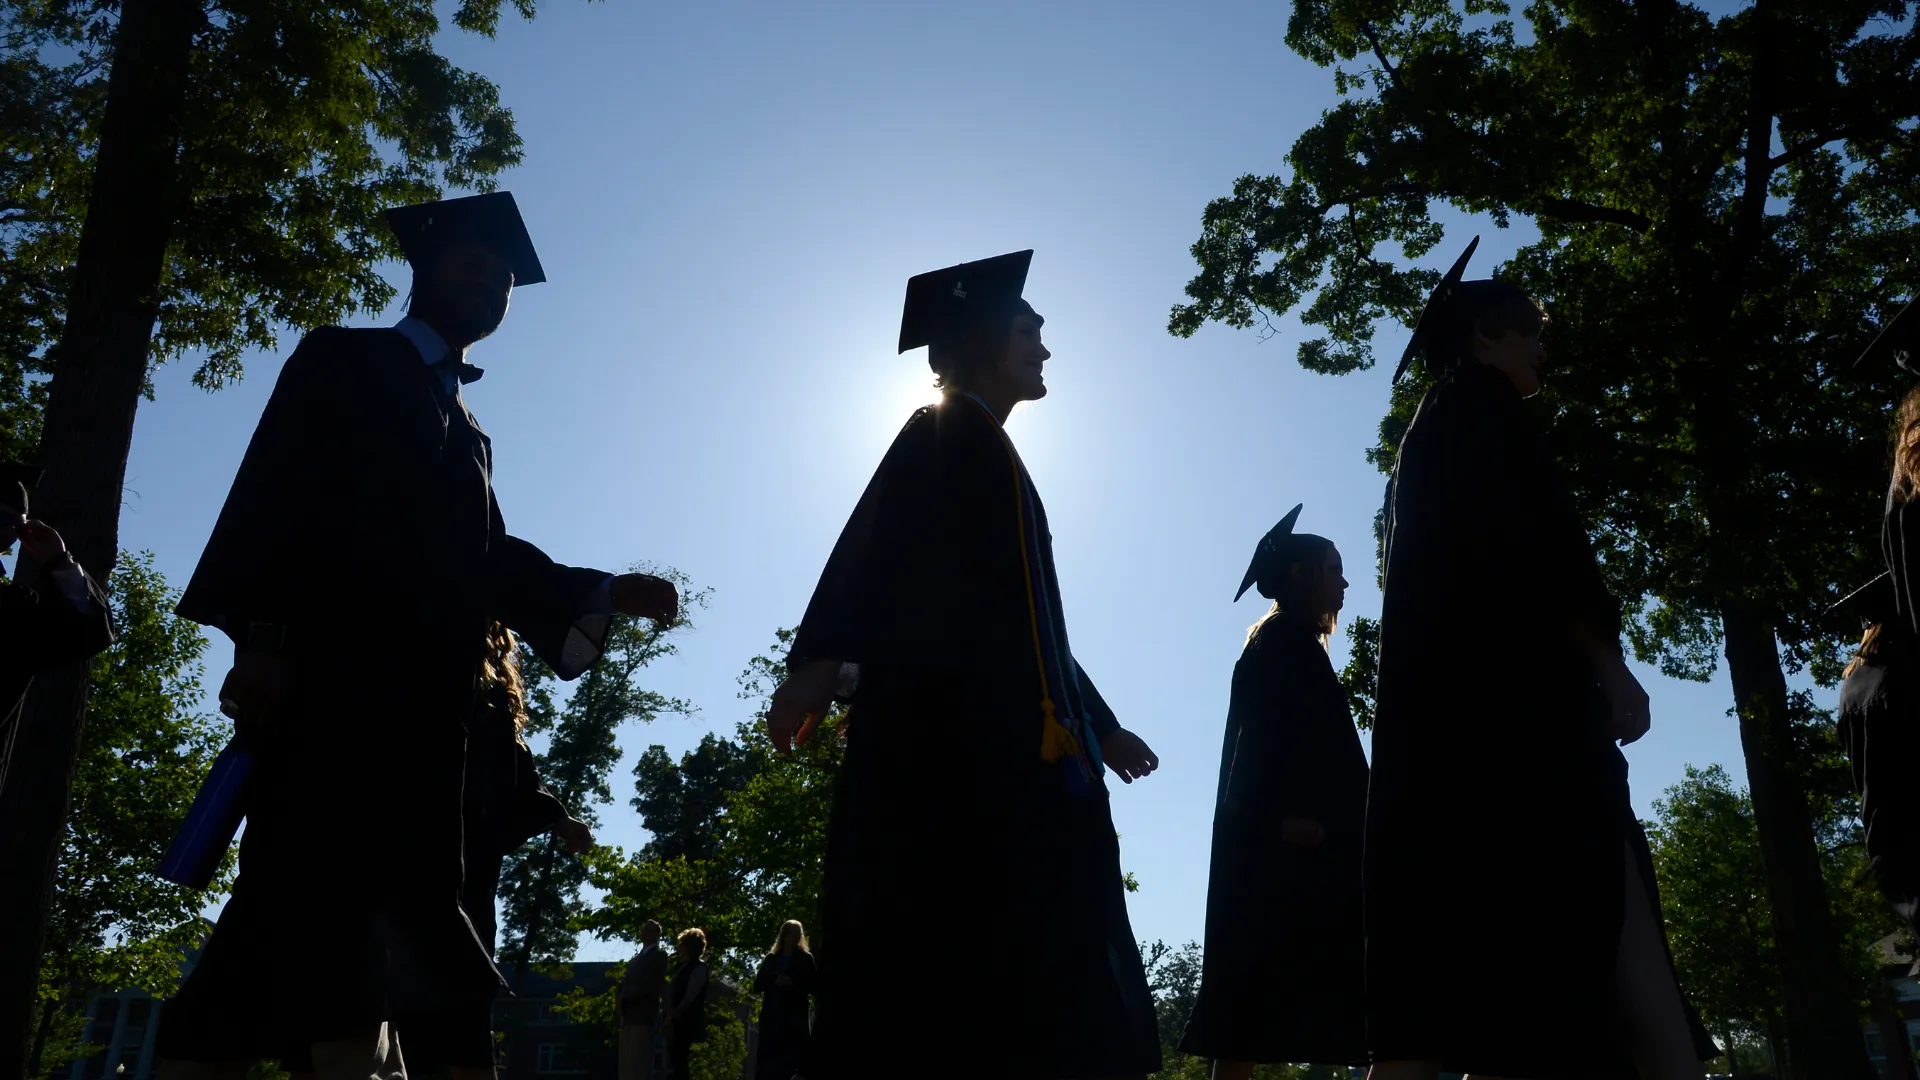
xmin=404 ymin=622 xmax=593 ymax=1075
xmin=158 ymin=192 xmax=679 ymax=1070
xmin=764 ymin=251 xmax=1162 ymax=1079
xmin=0 ymin=465 xmax=112 ymax=793
xmin=1180 ymin=505 xmax=1367 ymax=1075
xmin=1367 ymin=240 xmax=1715 ymax=1080
xmin=1837 ymin=295 xmax=1920 ymax=942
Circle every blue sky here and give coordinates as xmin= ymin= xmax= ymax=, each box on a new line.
xmin=120 ymin=0 xmax=1761 ymax=959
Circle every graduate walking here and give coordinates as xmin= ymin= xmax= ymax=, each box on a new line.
xmin=155 ymin=192 xmax=679 ymax=1077
xmin=765 ymin=250 xmax=1162 ymax=1079
xmin=1180 ymin=505 xmax=1367 ymax=1077
xmin=401 ymin=621 xmax=596 ymax=1078
xmin=0 ymin=464 xmax=114 ymax=795
xmin=1838 ymin=297 xmax=1920 ymax=942
xmin=1364 ymin=240 xmax=1716 ymax=1080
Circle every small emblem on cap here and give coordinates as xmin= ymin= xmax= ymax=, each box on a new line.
xmin=952 ymin=282 xmax=967 ymax=299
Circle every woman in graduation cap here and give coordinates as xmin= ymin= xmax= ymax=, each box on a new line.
xmin=1179 ymin=505 xmax=1367 ymax=1078
xmin=764 ymin=251 xmax=1163 ymax=1079
xmin=1837 ymin=296 xmax=1920 ymax=942
xmin=1366 ymin=240 xmax=1715 ymax=1080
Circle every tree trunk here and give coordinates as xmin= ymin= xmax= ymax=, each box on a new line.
xmin=26 ymin=996 xmax=56 ymax=1080
xmin=1722 ymin=608 xmax=1876 ymax=1080
xmin=0 ymin=0 xmax=200 ymax=1074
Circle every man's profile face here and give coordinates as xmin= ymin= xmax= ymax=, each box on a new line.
xmin=415 ymin=241 xmax=514 ymax=346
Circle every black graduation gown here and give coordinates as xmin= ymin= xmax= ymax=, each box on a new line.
xmin=159 ymin=326 xmax=611 ymax=1060
xmin=793 ymin=396 xmax=1159 ymax=1079
xmin=460 ymin=679 xmax=570 ymax=955
xmin=753 ymin=949 xmax=818 ymax=1078
xmin=1180 ymin=617 xmax=1367 ymax=1066
xmin=1368 ymin=363 xmax=1714 ymax=1077
xmin=1836 ymin=491 xmax=1920 ymax=938
xmin=0 ymin=562 xmax=113 ymax=780
xmin=403 ymin=679 xmax=571 ymax=1068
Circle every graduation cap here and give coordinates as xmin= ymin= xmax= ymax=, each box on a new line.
xmin=0 ymin=461 xmax=38 ymax=519
xmin=1234 ymin=503 xmax=1307 ymax=602
xmin=1393 ymin=236 xmax=1481 ymax=383
xmin=383 ymin=191 xmax=546 ymax=286
xmin=1853 ymin=297 xmax=1917 ymax=373
xmin=1828 ymin=571 xmax=1895 ymax=630
xmin=899 ymin=249 xmax=1035 ymax=354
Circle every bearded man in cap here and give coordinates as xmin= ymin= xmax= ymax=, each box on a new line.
xmin=156 ymin=192 xmax=678 ymax=1078
xmin=0 ymin=464 xmax=113 ymax=794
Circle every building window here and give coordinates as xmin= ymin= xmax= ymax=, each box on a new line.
xmin=534 ymin=1043 xmax=588 ymax=1075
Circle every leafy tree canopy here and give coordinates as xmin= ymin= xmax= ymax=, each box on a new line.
xmin=562 ymin=627 xmax=845 ymax=1049
xmin=0 ymin=0 xmax=578 ymax=405
xmin=1647 ymin=758 xmax=1897 ymax=1053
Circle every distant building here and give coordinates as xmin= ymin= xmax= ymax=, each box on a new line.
xmin=1863 ymin=936 xmax=1920 ymax=1080
xmin=61 ymin=954 xmax=746 ymax=1080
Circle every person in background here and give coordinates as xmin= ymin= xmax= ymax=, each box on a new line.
xmin=1179 ymin=505 xmax=1367 ymax=1078
xmin=664 ymin=928 xmax=711 ymax=1079
xmin=1838 ymin=298 xmax=1920 ymax=943
xmin=752 ymin=920 xmax=818 ymax=1080
xmin=618 ymin=919 xmax=671 ymax=1080
xmin=0 ymin=462 xmax=113 ymax=796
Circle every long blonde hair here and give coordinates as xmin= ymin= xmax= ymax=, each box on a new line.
xmin=1845 ymin=623 xmax=1886 ymax=680
xmin=480 ymin=621 xmax=530 ymax=746
xmin=1892 ymin=384 xmax=1920 ymax=503
xmin=767 ymin=919 xmax=809 ymax=957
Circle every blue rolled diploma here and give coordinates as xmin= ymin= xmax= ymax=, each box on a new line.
xmin=157 ymin=740 xmax=254 ymax=890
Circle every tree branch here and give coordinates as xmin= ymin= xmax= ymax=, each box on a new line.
xmin=1357 ymin=20 xmax=1404 ymax=96
xmin=1536 ymin=197 xmax=1656 ymax=233
xmin=1380 ymin=182 xmax=1654 ymax=233
xmin=1770 ymin=128 xmax=1853 ymax=170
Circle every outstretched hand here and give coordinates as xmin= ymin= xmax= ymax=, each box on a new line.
xmin=1100 ymin=727 xmax=1160 ymax=784
xmin=611 ymin=573 xmax=679 ymax=626
xmin=768 ymin=658 xmax=839 ymax=755
xmin=217 ymin=649 xmax=295 ymax=738
xmin=16 ymin=520 xmax=68 ymax=563
xmin=552 ymin=816 xmax=595 ymax=855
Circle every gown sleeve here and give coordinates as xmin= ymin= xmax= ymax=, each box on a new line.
xmin=790 ymin=411 xmax=940 ymax=667
xmin=175 ymin=330 xmax=352 ymax=639
xmin=1073 ymin=659 xmax=1121 ymax=741
xmin=792 ymin=404 xmax=1024 ymax=672
xmin=488 ymin=496 xmax=617 ymax=680
xmin=1428 ymin=370 xmax=1618 ymax=643
xmin=494 ymin=736 xmax=570 ymax=851
xmin=0 ymin=563 xmax=113 ymax=672
xmin=1220 ymin=630 xmax=1322 ymax=821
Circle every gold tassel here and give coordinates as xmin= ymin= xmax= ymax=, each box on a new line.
xmin=1038 ymin=698 xmax=1080 ymax=763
